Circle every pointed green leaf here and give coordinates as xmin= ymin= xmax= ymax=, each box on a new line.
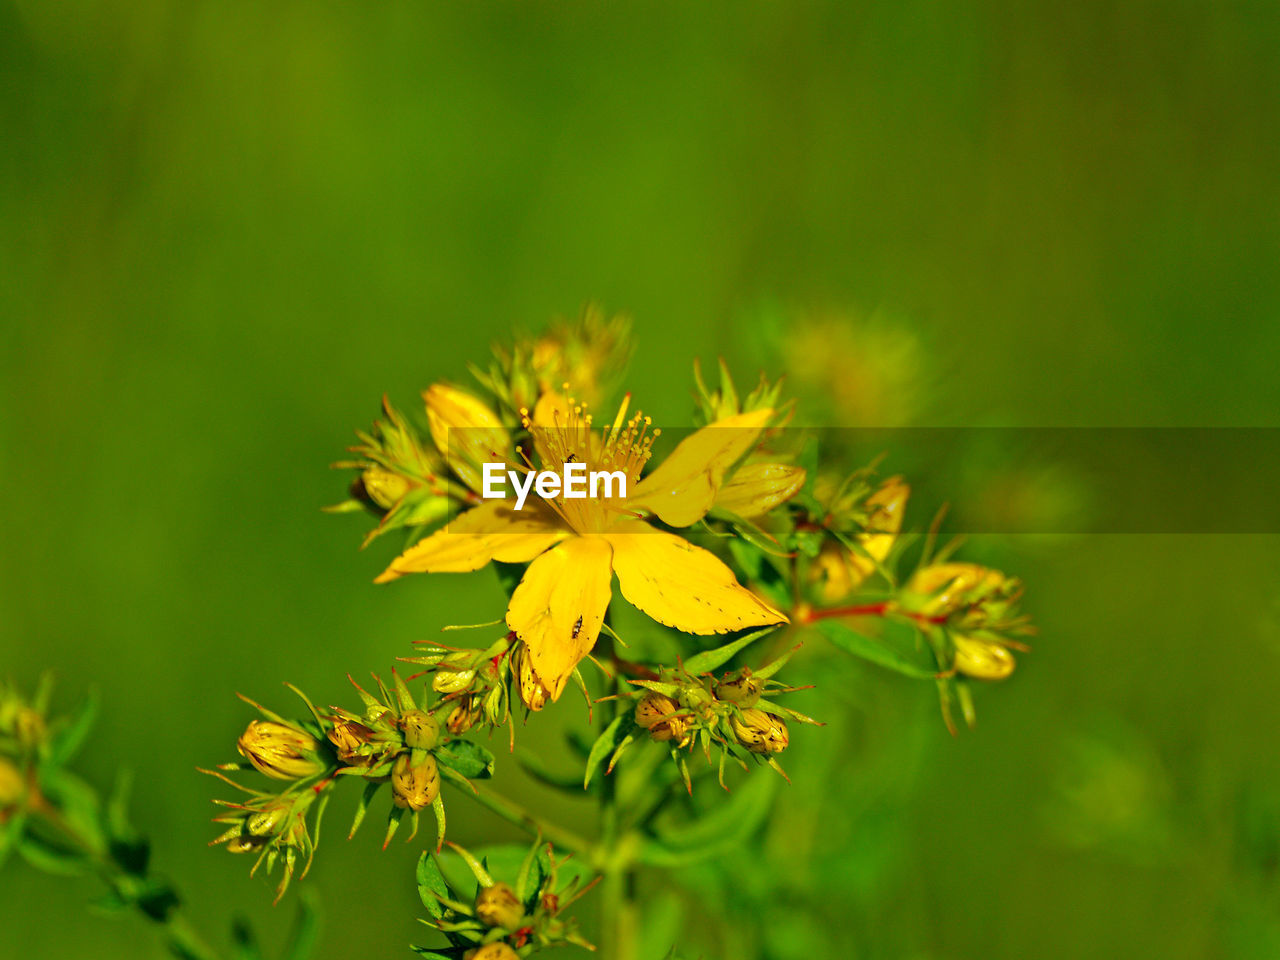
xmin=584 ymin=716 xmax=628 ymax=789
xmin=683 ymin=626 xmax=779 ymax=675
xmin=814 ymin=620 xmax=937 ymax=679
xmin=416 ymin=851 xmax=451 ymax=919
xmin=435 ymin=740 xmax=495 ymax=780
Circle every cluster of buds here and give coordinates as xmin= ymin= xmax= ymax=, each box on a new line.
xmin=0 ymin=678 xmax=52 ymax=824
xmin=0 ymin=677 xmax=49 ymax=759
xmin=323 ymin=671 xmax=489 ymax=849
xmin=326 ymin=395 xmax=459 ymax=546
xmin=204 ymin=692 xmax=336 ymax=901
xmin=614 ymin=639 xmax=819 ymax=791
xmin=403 ymin=632 xmax=568 ymax=737
xmin=206 ymin=672 xmax=499 ymax=899
xmin=206 ymin=778 xmax=323 ymax=903
xmin=471 ymin=304 xmax=633 ymax=419
xmin=416 ymin=838 xmax=596 ymax=956
xmin=901 ymin=562 xmax=1033 ymax=679
xmin=809 ymin=472 xmax=911 ymax=601
xmin=893 ymin=562 xmax=1035 ymax=732
xmin=402 ymin=633 xmax=520 ymax=733
xmin=693 ymin=357 xmax=791 ymax=425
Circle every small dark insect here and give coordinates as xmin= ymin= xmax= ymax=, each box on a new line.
xmin=571 ymin=616 xmax=584 ymax=639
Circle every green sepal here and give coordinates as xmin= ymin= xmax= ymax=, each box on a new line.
xmin=348 ymin=780 xmax=381 ymax=839
xmin=584 ymin=716 xmax=631 ymax=789
xmin=683 ymin=626 xmax=779 ymax=675
xmin=42 ymin=689 xmax=97 ymax=771
xmin=435 ymin=740 xmax=496 ymax=780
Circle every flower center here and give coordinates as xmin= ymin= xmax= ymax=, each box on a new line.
xmin=520 ymin=391 xmax=659 ymax=533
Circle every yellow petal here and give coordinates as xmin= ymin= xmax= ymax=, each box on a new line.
xmin=714 ymin=462 xmax=806 ymax=519
xmin=505 ymin=536 xmax=614 ymax=699
xmin=604 ymin=522 xmax=787 ymax=634
xmin=375 ymin=500 xmax=565 ymax=582
xmin=424 ymin=383 xmax=511 ymax=494
xmin=629 ymin=409 xmax=772 ymax=527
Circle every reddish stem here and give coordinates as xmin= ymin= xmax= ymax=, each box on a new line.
xmin=800 ymin=602 xmax=949 ymax=627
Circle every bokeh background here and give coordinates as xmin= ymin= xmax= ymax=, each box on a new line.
xmin=3 ymin=2 xmax=1280 ymax=958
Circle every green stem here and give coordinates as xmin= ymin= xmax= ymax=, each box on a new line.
xmin=466 ymin=783 xmax=592 ymax=856
xmin=599 ymin=651 xmax=637 ymax=960
xmin=30 ymin=796 xmax=223 ymax=960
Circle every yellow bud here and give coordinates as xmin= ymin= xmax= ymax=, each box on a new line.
xmin=714 ymin=669 xmax=763 ymax=706
xmin=447 ymin=698 xmax=483 ymax=735
xmin=327 ymin=718 xmax=375 ymax=765
xmin=634 ymin=693 xmax=690 ymax=744
xmin=714 ymin=462 xmax=807 ymax=518
xmin=392 ymin=753 xmax=440 ymax=810
xmin=360 ymin=466 xmax=412 ymax=510
xmin=224 ymin=835 xmax=268 ymax=854
xmin=731 ymin=709 xmax=789 ymax=754
xmin=464 ymin=944 xmax=520 ymax=960
xmin=813 ymin=542 xmax=856 ymax=604
xmin=237 ymin=721 xmax=324 ymax=781
xmin=432 ymin=668 xmax=476 ymax=694
xmin=512 ymin=645 xmax=551 ymax=712
xmin=424 ymin=383 xmax=510 ymax=494
xmin=401 ymin=710 xmax=441 ymax=750
xmin=247 ymin=804 xmax=290 ymax=837
xmin=15 ymin=707 xmax=45 ymax=751
xmin=907 ymin=563 xmax=1007 ymax=618
xmin=474 ymin=881 xmax=525 ymax=930
xmin=0 ymin=757 xmax=26 ymax=807
xmin=952 ymin=634 xmax=1017 ymax=680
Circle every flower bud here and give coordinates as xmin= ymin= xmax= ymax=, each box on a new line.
xmin=424 ymin=383 xmax=511 ymax=495
xmin=906 ymin=563 xmax=1011 ymax=618
xmin=15 ymin=707 xmax=45 ymax=751
xmin=392 ymin=752 xmax=440 ymax=810
xmin=464 ymin=944 xmax=520 ymax=960
xmin=474 ymin=881 xmax=525 ymax=930
xmin=714 ymin=462 xmax=807 ymax=518
xmin=952 ymin=634 xmax=1016 ymax=680
xmin=512 ymin=645 xmax=551 ymax=712
xmin=447 ymin=698 xmax=483 ymax=735
xmin=247 ymin=803 xmax=291 ymax=837
xmin=0 ymin=757 xmax=26 ymax=808
xmin=731 ymin=709 xmax=789 ymax=754
xmin=851 ymin=476 xmax=908 ymax=576
xmin=359 ymin=466 xmax=412 ymax=511
xmin=432 ymin=668 xmax=477 ymax=694
xmin=224 ymin=835 xmax=268 ymax=854
xmin=634 ymin=693 xmax=689 ymax=744
xmin=327 ymin=718 xmax=375 ymax=764
xmin=714 ymin=669 xmax=763 ymax=706
xmin=237 ymin=720 xmax=324 ymax=781
xmin=401 ymin=709 xmax=441 ymax=750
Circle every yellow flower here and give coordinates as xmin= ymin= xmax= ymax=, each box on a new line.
xmin=377 ymin=392 xmax=787 ymax=700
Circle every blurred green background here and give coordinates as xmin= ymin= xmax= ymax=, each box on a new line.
xmin=3 ymin=2 xmax=1280 ymax=958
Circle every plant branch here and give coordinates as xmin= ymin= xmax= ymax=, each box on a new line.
xmin=464 ymin=783 xmax=592 ymax=856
